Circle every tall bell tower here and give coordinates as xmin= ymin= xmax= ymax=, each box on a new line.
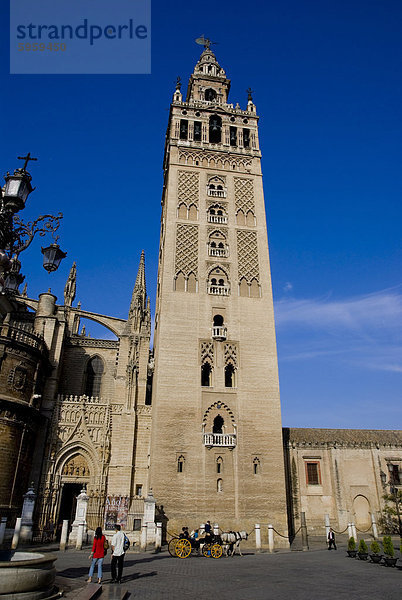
xmin=150 ymin=41 xmax=288 ymax=540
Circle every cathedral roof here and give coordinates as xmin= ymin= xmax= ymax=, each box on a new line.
xmin=284 ymin=427 xmax=402 ymax=448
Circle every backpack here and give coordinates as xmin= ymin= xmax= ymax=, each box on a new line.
xmin=123 ymin=534 xmax=130 ymax=552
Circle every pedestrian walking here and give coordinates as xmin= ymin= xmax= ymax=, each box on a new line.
xmin=111 ymin=524 xmax=125 ymax=583
xmin=328 ymin=528 xmax=337 ymax=550
xmin=87 ymin=526 xmax=107 ymax=584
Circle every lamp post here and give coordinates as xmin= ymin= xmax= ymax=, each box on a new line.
xmin=0 ymin=154 xmax=66 ymax=293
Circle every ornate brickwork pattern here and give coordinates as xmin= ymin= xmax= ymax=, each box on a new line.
xmin=201 ymin=341 xmax=214 ymax=366
xmin=178 ymin=149 xmax=252 ymax=171
xmin=237 ymin=230 xmax=259 ymax=282
xmin=177 ymin=171 xmax=199 ymax=206
xmin=234 ymin=178 xmax=255 ymax=213
xmin=224 ymin=343 xmax=238 ymax=367
xmin=175 ymin=224 xmax=198 ymax=276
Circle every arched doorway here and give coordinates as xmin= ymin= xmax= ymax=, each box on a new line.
xmin=353 ymin=495 xmax=371 ymax=530
xmin=57 ymin=454 xmax=91 ymax=535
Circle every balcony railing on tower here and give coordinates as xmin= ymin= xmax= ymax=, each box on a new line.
xmin=203 ymin=433 xmax=237 ymax=448
xmin=208 ymin=214 xmax=228 ymax=224
xmin=207 ymin=188 xmax=227 ymax=198
xmin=208 ymin=285 xmax=230 ymax=296
xmin=209 ymin=247 xmax=227 ymax=258
xmin=212 ymin=326 xmax=227 ymax=340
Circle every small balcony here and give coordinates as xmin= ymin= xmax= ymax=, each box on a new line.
xmin=207 ymin=188 xmax=227 ymax=198
xmin=204 ymin=433 xmax=237 ymax=448
xmin=208 ymin=285 xmax=230 ymax=296
xmin=212 ymin=326 xmax=227 ymax=340
xmin=209 ymin=247 xmax=227 ymax=258
xmin=208 ymin=215 xmax=228 ymax=224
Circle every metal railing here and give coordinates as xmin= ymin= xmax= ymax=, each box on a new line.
xmin=207 ymin=189 xmax=226 ymax=198
xmin=203 ymin=433 xmax=237 ymax=448
xmin=208 ymin=215 xmax=228 ymax=224
xmin=208 ymin=285 xmax=230 ymax=296
xmin=212 ymin=326 xmax=227 ymax=340
xmin=209 ymin=247 xmax=227 ymax=257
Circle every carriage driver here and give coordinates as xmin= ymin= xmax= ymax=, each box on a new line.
xmin=204 ymin=520 xmax=212 ymax=543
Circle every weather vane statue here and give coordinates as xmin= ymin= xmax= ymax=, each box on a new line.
xmin=195 ymin=35 xmax=217 ymax=50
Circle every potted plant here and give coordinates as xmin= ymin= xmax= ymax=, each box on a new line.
xmin=382 ymin=535 xmax=397 ymax=567
xmin=347 ymin=536 xmax=357 ymax=558
xmin=369 ymin=540 xmax=382 ymax=563
xmin=358 ymin=538 xmax=369 ymax=560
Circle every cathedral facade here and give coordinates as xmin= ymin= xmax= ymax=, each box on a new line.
xmin=0 ymin=46 xmax=400 ymax=545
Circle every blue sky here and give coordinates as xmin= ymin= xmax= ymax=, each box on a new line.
xmin=1 ymin=1 xmax=401 ymax=429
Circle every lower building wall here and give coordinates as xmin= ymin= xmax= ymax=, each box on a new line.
xmin=284 ymin=428 xmax=402 ymax=536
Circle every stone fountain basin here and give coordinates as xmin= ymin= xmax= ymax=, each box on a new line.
xmin=0 ymin=552 xmax=57 ymax=600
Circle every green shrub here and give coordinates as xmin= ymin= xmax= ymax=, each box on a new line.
xmin=348 ymin=536 xmax=356 ymax=551
xmin=370 ymin=541 xmax=381 ymax=554
xmin=358 ymin=539 xmax=368 ymax=553
xmin=383 ymin=535 xmax=394 ymax=557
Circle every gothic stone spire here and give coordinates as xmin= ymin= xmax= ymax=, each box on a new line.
xmin=129 ymin=250 xmax=147 ymax=325
xmin=64 ymin=262 xmax=77 ymax=307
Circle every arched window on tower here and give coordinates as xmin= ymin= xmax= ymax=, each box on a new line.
xmin=84 ymin=356 xmax=104 ymax=397
xmin=217 ymin=478 xmax=223 ymax=492
xmin=225 ymin=364 xmax=235 ymax=388
xmin=177 ymin=455 xmax=185 ymax=473
xmin=209 ymin=115 xmax=222 ymax=144
xmin=253 ymin=457 xmax=261 ymax=475
xmin=201 ymin=362 xmax=212 ymax=387
xmin=216 ymin=456 xmax=223 ymax=474
xmin=205 ymin=88 xmax=217 ymax=101
xmin=213 ymin=415 xmax=224 ymax=434
xmin=180 ymin=119 xmax=188 ymax=140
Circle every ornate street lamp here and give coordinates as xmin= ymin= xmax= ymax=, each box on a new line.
xmin=3 ymin=169 xmax=34 ymax=214
xmin=4 ymin=261 xmax=25 ymax=294
xmin=0 ymin=154 xmax=66 ymax=294
xmin=41 ymin=243 xmax=67 ymax=273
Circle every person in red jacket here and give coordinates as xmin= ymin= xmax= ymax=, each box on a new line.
xmin=87 ymin=527 xmax=107 ymax=584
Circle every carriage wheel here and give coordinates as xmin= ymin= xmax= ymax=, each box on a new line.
xmin=168 ymin=538 xmax=179 ymax=557
xmin=211 ymin=543 xmax=223 ymax=559
xmin=202 ymin=543 xmax=211 ymax=557
xmin=175 ymin=538 xmax=192 ymax=559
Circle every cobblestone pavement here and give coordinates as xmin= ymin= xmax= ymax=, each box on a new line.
xmin=51 ymin=544 xmax=402 ymax=600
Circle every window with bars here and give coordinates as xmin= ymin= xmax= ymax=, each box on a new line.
xmin=305 ymin=461 xmax=321 ymax=485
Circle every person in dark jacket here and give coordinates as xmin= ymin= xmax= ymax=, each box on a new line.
xmin=328 ymin=528 xmax=337 ymax=550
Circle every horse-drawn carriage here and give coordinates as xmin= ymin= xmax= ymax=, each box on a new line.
xmin=168 ymin=533 xmax=223 ymax=559
xmin=168 ymin=530 xmax=248 ymax=559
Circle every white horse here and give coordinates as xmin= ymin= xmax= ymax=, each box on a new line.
xmin=220 ymin=531 xmax=248 ymax=556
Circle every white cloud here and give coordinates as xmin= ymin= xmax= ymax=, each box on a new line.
xmin=274 ymin=287 xmax=402 ymax=373
xmin=282 ymin=281 xmax=293 ymax=292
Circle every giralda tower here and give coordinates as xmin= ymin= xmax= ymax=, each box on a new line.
xmin=150 ymin=42 xmax=288 ymax=540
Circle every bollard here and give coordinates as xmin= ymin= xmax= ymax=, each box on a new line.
xmin=76 ymin=523 xmax=84 ymax=550
xmin=347 ymin=523 xmax=353 ymax=539
xmin=60 ymin=520 xmax=69 ymax=551
xmin=155 ymin=522 xmax=162 ymax=552
xmin=268 ymin=524 xmax=274 ymax=553
xmin=140 ymin=524 xmax=147 ymax=551
xmin=255 ymin=524 xmax=261 ymax=552
xmin=0 ymin=517 xmax=7 ymax=547
xmin=300 ymin=512 xmax=309 ymax=551
xmin=11 ymin=518 xmax=22 ymax=550
xmin=371 ymin=513 xmax=378 ymax=540
xmin=324 ymin=514 xmax=330 ymax=542
xmin=351 ymin=523 xmax=357 ymax=541
xmin=213 ymin=523 xmax=219 ymax=536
